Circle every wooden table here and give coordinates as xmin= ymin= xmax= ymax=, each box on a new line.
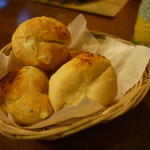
xmin=0 ymin=0 xmax=150 ymax=149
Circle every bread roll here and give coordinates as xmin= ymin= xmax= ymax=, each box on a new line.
xmin=49 ymin=52 xmax=117 ymax=112
xmin=12 ymin=16 xmax=71 ymax=71
xmin=69 ymin=49 xmax=85 ymax=59
xmin=0 ymin=66 xmax=53 ymax=125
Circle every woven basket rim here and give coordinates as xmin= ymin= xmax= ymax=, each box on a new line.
xmin=0 ymin=32 xmax=150 ymax=140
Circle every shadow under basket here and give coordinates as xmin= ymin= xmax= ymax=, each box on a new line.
xmin=0 ymin=32 xmax=150 ymax=140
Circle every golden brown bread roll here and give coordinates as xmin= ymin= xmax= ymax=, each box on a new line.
xmin=69 ymin=49 xmax=85 ymax=59
xmin=49 ymin=52 xmax=117 ymax=112
xmin=12 ymin=16 xmax=71 ymax=71
xmin=0 ymin=66 xmax=53 ymax=125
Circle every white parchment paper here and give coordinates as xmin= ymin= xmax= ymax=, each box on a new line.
xmin=0 ymin=14 xmax=150 ymax=129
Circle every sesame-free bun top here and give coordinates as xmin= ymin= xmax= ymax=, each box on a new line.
xmin=12 ymin=16 xmax=71 ymax=71
xmin=0 ymin=66 xmax=53 ymax=125
xmin=49 ymin=52 xmax=117 ymax=112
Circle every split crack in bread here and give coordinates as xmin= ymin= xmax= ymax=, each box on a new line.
xmin=49 ymin=52 xmax=117 ymax=112
xmin=12 ymin=16 xmax=71 ymax=71
xmin=0 ymin=66 xmax=53 ymax=125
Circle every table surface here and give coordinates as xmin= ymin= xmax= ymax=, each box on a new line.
xmin=0 ymin=0 xmax=150 ymax=150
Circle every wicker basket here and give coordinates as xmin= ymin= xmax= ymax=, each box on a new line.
xmin=0 ymin=32 xmax=149 ymax=140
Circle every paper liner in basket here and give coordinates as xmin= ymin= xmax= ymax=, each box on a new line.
xmin=0 ymin=14 xmax=150 ymax=129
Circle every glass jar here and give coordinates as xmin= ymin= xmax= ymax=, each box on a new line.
xmin=133 ymin=0 xmax=150 ymax=46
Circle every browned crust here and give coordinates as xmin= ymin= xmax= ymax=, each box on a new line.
xmin=74 ymin=52 xmax=109 ymax=66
